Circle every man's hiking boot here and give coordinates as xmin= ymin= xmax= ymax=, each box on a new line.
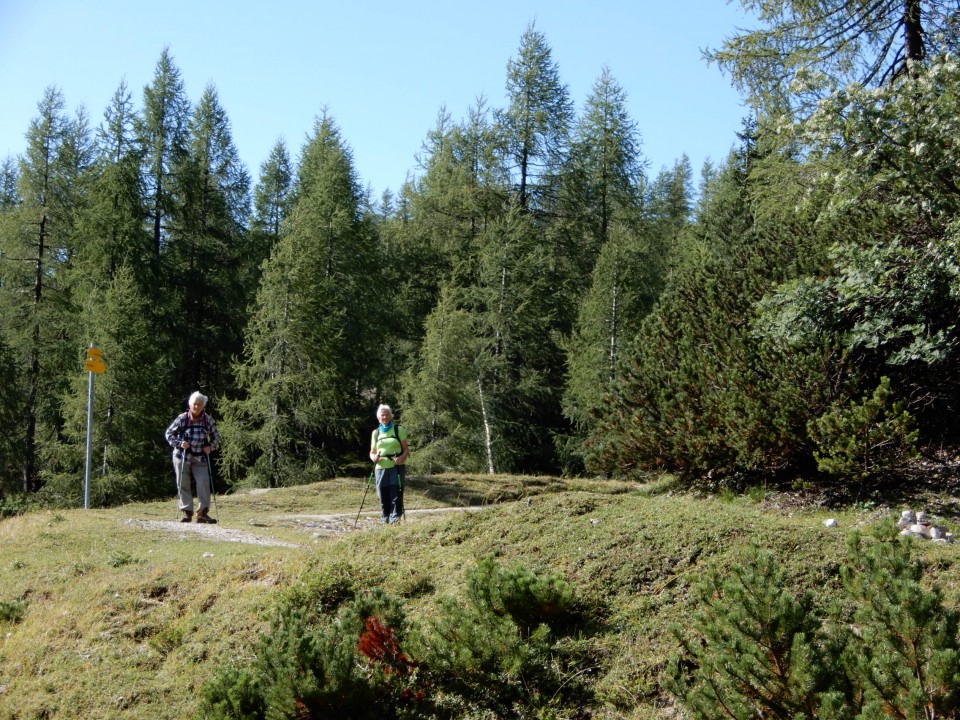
xmin=180 ymin=511 xmax=193 ymax=523
xmin=196 ymin=508 xmax=217 ymax=524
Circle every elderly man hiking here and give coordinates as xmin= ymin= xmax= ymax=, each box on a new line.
xmin=368 ymin=404 xmax=409 ymax=524
xmin=165 ymin=391 xmax=221 ymax=523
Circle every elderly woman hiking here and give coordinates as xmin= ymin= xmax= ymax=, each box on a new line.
xmin=165 ymin=391 xmax=221 ymax=523
xmin=369 ymin=404 xmax=409 ymax=524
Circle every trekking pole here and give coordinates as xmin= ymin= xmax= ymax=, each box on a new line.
xmin=206 ymin=453 xmax=220 ymax=522
xmin=354 ymin=470 xmax=373 ymax=528
xmin=397 ymin=464 xmax=406 ymax=523
xmin=175 ymin=443 xmax=187 ymax=520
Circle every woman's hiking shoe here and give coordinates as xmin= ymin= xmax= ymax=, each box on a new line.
xmin=196 ymin=509 xmax=217 ymax=524
xmin=180 ymin=511 xmax=193 ymax=523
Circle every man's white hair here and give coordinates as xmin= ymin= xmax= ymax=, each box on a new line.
xmin=377 ymin=404 xmax=393 ymax=417
xmin=189 ymin=391 xmax=208 ymax=407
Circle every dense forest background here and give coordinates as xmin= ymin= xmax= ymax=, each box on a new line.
xmin=2 ymin=1 xmax=959 ymax=508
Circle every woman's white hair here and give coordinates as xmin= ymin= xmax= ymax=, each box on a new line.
xmin=377 ymin=404 xmax=393 ymax=417
xmin=189 ymin=391 xmax=208 ymax=407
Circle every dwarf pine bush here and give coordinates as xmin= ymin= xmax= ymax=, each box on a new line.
xmin=809 ymin=376 xmax=919 ymax=483
xmin=838 ymin=530 xmax=960 ymax=718
xmin=197 ymin=557 xmax=587 ymax=719
xmin=669 ymin=531 xmax=960 ymax=719
xmin=196 ymin=589 xmax=422 ymax=720
xmin=466 ymin=554 xmax=578 ymax=635
xmin=667 ymin=547 xmax=841 ymax=719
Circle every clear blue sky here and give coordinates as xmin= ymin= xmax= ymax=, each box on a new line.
xmin=0 ymin=0 xmax=752 ymax=199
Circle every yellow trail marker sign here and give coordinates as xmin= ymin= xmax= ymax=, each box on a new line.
xmin=85 ymin=347 xmax=106 ymax=374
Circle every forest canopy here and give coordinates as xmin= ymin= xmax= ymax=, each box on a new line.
xmin=2 ymin=2 xmax=959 ymax=507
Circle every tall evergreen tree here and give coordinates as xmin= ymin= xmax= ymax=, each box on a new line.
xmin=73 ymin=80 xmax=151 ymax=283
xmin=46 ymin=264 xmax=172 ymax=505
xmin=587 ymin=150 xmax=828 ymax=481
xmin=0 ymin=156 xmax=19 ymax=208
xmin=560 ymin=67 xmax=645 ymax=270
xmin=173 ymin=83 xmax=251 ymax=394
xmin=223 ymin=114 xmax=377 ymax=486
xmin=0 ymin=87 xmax=89 ymax=492
xmin=138 ymin=47 xmax=190 ymax=275
xmin=401 ymin=288 xmax=493 ymax=473
xmin=497 ymin=22 xmax=573 ymax=212
xmin=249 ymin=138 xmax=293 ymax=286
xmin=408 ymin=207 xmax=566 ymax=473
xmin=0 ymin=328 xmax=24 ymax=497
xmin=555 ymin=69 xmax=655 ymax=469
xmin=388 ymin=102 xmax=508 ymax=371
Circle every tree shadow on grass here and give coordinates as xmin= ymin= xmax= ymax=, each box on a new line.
xmin=405 ymin=473 xmax=567 ymax=509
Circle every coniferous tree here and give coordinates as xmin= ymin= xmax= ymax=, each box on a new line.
xmin=0 ymin=159 xmax=22 ymax=495
xmin=386 ymin=101 xmax=509 ymax=404
xmin=466 ymin=207 xmax=567 ymax=472
xmin=224 ymin=114 xmax=377 ymax=486
xmin=558 ymin=69 xmax=654 ymax=460
xmin=0 ymin=330 xmax=24 ymax=497
xmin=838 ymin=532 xmax=960 ymax=717
xmin=588 ymin=150 xmax=823 ymax=480
xmin=403 ymin=29 xmax=576 ymax=474
xmin=669 ymin=548 xmax=840 ymax=719
xmin=394 ymin=103 xmax=512 ymax=468
xmin=0 ymin=87 xmax=89 ymax=492
xmin=708 ymin=0 xmax=957 ymax=116
xmin=0 ymin=156 xmax=19 ymax=208
xmin=497 ymin=22 xmax=573 ymax=213
xmin=402 ymin=289 xmax=493 ymax=473
xmin=173 ymin=83 xmax=251 ymax=394
xmin=756 ymin=57 xmax=960 ymax=449
xmin=670 ymin=533 xmax=960 ymax=718
xmin=559 ymin=66 xmax=645 ymax=273
xmin=404 ymin=210 xmax=565 ymax=474
xmin=406 ymin=103 xmax=507 ymax=288
xmin=249 ymin=138 xmax=293 ymax=287
xmin=45 ymin=264 xmax=172 ymax=505
xmin=138 ymin=47 xmax=190 ymax=275
xmin=74 ymin=79 xmax=151 ymax=283
xmin=647 ymin=155 xmax=694 ymax=257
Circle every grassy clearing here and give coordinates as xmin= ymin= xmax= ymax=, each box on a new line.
xmin=1 ymin=473 xmax=958 ymax=719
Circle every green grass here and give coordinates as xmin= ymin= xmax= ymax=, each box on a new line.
xmin=0 ymin=473 xmax=958 ymax=719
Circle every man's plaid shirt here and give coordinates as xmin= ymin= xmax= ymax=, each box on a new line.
xmin=165 ymin=411 xmax=220 ymax=458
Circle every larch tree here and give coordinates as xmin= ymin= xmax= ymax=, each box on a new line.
xmin=72 ymin=80 xmax=151 ymax=286
xmin=0 ymin=159 xmax=23 ymax=496
xmin=708 ymin=0 xmax=960 ymax=115
xmin=468 ymin=206 xmax=568 ymax=473
xmin=249 ymin=138 xmax=293 ymax=288
xmin=395 ymin=102 xmax=511 ymax=467
xmin=49 ymin=263 xmax=173 ymax=504
xmin=0 ymin=156 xmax=19 ymax=208
xmin=173 ymin=83 xmax=251 ymax=395
xmin=497 ymin=22 xmax=573 ymax=213
xmin=40 ymin=80 xmax=172 ymax=502
xmin=557 ymin=68 xmax=651 ymax=439
xmin=401 ymin=288 xmax=494 ymax=473
xmin=0 ymin=87 xmax=90 ymax=492
xmin=224 ymin=114 xmax=378 ymax=487
xmin=138 ymin=47 xmax=190 ymax=276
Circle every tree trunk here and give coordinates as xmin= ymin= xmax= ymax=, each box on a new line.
xmin=477 ymin=375 xmax=495 ymax=474
xmin=903 ymin=0 xmax=925 ymax=65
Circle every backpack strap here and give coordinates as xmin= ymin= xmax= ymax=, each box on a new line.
xmin=377 ymin=424 xmax=403 ymax=456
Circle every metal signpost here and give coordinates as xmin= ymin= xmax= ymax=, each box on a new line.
xmin=84 ymin=346 xmax=106 ymax=509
